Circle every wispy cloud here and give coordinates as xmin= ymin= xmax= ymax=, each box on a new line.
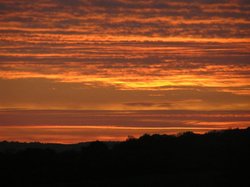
xmin=0 ymin=110 xmax=249 ymax=143
xmin=0 ymin=0 xmax=250 ymax=110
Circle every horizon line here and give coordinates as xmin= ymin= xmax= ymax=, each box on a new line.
xmin=1 ymin=126 xmax=249 ymax=145
xmin=1 ymin=108 xmax=250 ymax=112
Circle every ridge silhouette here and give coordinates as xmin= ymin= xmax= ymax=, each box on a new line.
xmin=0 ymin=127 xmax=250 ymax=187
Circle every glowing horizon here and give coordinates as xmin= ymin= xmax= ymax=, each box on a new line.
xmin=1 ymin=110 xmax=250 ymax=143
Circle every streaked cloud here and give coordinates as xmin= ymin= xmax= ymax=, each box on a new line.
xmin=0 ymin=0 xmax=249 ymax=111
xmin=0 ymin=110 xmax=249 ymax=143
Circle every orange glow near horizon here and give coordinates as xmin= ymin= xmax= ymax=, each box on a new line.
xmin=0 ymin=110 xmax=250 ymax=143
xmin=0 ymin=125 xmax=237 ymax=144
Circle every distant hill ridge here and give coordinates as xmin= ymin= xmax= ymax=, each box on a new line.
xmin=0 ymin=127 xmax=250 ymax=187
xmin=0 ymin=127 xmax=249 ymax=152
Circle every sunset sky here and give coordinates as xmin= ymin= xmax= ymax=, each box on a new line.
xmin=0 ymin=0 xmax=250 ymax=143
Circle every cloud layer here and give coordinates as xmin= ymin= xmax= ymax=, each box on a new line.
xmin=1 ymin=110 xmax=249 ymax=143
xmin=0 ymin=0 xmax=250 ymax=110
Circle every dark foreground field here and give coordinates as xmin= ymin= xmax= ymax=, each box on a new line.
xmin=0 ymin=128 xmax=250 ymax=187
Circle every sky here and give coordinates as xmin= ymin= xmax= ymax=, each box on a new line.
xmin=0 ymin=0 xmax=250 ymax=143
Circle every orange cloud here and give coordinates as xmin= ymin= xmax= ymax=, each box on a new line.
xmin=0 ymin=0 xmax=250 ymax=110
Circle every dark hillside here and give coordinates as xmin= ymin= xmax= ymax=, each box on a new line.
xmin=0 ymin=128 xmax=250 ymax=187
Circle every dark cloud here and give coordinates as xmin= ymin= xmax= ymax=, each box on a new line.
xmin=124 ymin=102 xmax=173 ymax=108
xmin=124 ymin=102 xmax=157 ymax=107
